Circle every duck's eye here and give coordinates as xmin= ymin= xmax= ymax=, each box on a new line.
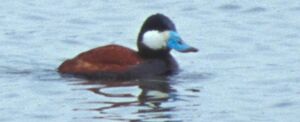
xmin=178 ymin=40 xmax=183 ymax=44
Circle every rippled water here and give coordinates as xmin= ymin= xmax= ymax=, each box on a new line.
xmin=1 ymin=0 xmax=300 ymax=122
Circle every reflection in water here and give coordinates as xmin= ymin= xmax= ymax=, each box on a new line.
xmin=138 ymin=80 xmax=177 ymax=116
xmin=73 ymin=77 xmax=177 ymax=121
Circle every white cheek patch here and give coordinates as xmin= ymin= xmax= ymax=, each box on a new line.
xmin=142 ymin=30 xmax=169 ymax=50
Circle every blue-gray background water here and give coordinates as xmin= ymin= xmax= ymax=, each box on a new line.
xmin=1 ymin=1 xmax=300 ymax=122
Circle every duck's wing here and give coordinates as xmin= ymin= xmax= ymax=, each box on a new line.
xmin=58 ymin=44 xmax=142 ymax=73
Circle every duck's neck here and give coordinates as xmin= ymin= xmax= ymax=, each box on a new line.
xmin=138 ymin=50 xmax=171 ymax=59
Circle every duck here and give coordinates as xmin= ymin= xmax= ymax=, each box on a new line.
xmin=58 ymin=13 xmax=198 ymax=79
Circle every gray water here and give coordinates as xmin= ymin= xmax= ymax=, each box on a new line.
xmin=1 ymin=0 xmax=300 ymax=122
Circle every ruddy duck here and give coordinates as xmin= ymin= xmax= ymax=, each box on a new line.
xmin=58 ymin=13 xmax=198 ymax=79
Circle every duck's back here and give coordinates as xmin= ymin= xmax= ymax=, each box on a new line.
xmin=58 ymin=44 xmax=142 ymax=74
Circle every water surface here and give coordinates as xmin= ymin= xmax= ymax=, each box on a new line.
xmin=1 ymin=0 xmax=300 ymax=122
